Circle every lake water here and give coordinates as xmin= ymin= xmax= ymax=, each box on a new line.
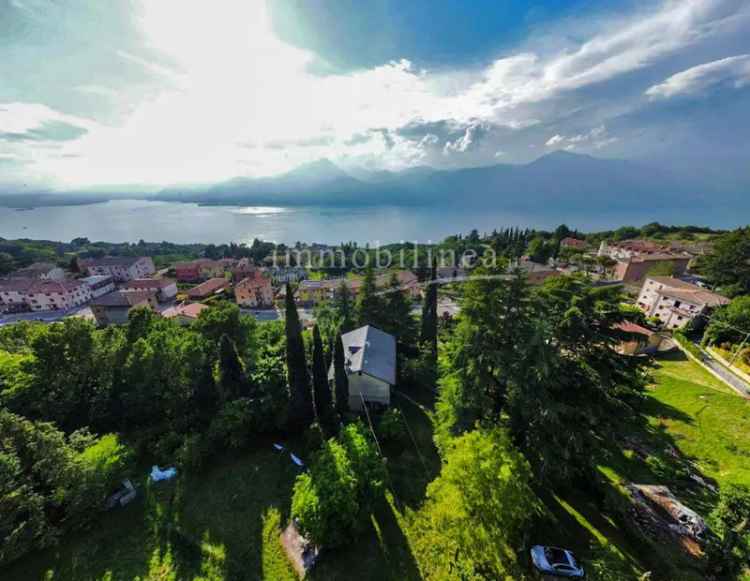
xmin=0 ymin=199 xmax=740 ymax=245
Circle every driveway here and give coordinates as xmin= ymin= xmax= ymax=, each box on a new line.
xmin=696 ymin=344 xmax=750 ymax=398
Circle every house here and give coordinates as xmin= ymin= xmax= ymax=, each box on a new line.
xmin=122 ymin=278 xmax=178 ymax=302
xmin=329 ymin=325 xmax=396 ymax=411
xmin=636 ymin=276 xmax=730 ymax=330
xmin=614 ymin=255 xmax=691 ymax=284
xmin=235 ymin=271 xmax=274 ymax=308
xmin=376 ymin=270 xmax=421 ymax=299
xmin=90 ymin=290 xmax=157 ymax=326
xmin=513 ymin=257 xmax=560 ymax=285
xmin=187 ymin=277 xmax=230 ymax=300
xmin=161 ymin=302 xmax=208 ymax=325
xmin=81 ymin=275 xmax=116 ymax=298
xmin=615 ymin=321 xmax=663 ymax=355
xmin=560 ymin=237 xmax=587 ymax=251
xmin=9 ymin=262 xmax=65 ymax=281
xmin=0 ymin=278 xmax=91 ymax=312
xmin=598 ymin=239 xmax=667 ymax=260
xmin=175 ymin=258 xmax=234 ymax=282
xmin=267 ymin=266 xmax=308 ymax=284
xmin=296 ymin=280 xmax=328 ymax=305
xmin=174 ymin=260 xmax=204 ymax=283
xmin=231 ymin=258 xmax=256 ymax=282
xmin=80 ymin=256 xmax=155 ymax=282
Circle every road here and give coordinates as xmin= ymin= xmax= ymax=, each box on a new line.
xmin=0 ymin=305 xmax=92 ymax=326
xmin=695 ymin=343 xmax=750 ymax=398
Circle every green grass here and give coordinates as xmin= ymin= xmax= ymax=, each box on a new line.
xmin=3 ymin=393 xmax=439 ymax=581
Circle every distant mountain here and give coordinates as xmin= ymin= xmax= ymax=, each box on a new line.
xmin=147 ymin=151 xmax=745 ymax=211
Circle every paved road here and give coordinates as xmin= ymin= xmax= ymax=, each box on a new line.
xmin=694 ymin=342 xmax=750 ymax=398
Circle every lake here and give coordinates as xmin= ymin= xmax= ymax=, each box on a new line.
xmin=0 ymin=199 xmax=741 ymax=245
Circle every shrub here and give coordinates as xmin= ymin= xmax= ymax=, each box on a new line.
xmin=208 ymin=398 xmax=254 ymax=449
xmin=705 ymin=484 xmax=750 ymax=577
xmin=176 ymin=433 xmax=213 ymax=476
xmin=377 ymin=408 xmax=406 ymax=447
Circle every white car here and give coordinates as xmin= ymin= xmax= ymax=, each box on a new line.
xmin=530 ymin=545 xmax=585 ymax=578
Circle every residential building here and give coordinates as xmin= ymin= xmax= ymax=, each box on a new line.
xmin=636 ymin=276 xmax=730 ymax=330
xmin=235 ymin=271 xmax=274 ymax=308
xmin=267 ymin=266 xmax=307 ymax=285
xmin=376 ymin=270 xmax=421 ymax=299
xmin=174 ymin=258 xmax=233 ymax=282
xmin=328 ymin=325 xmax=396 ymax=411
xmin=296 ymin=280 xmax=328 ymax=305
xmin=560 ymin=237 xmax=587 ymax=251
xmin=187 ymin=277 xmax=230 ymax=300
xmin=9 ymin=262 xmax=65 ymax=281
xmin=122 ymin=278 xmax=178 ymax=302
xmin=174 ymin=260 xmax=204 ymax=283
xmin=0 ymin=278 xmax=91 ymax=312
xmin=161 ymin=302 xmax=208 ymax=325
xmin=613 ymin=255 xmax=690 ymax=284
xmin=81 ymin=275 xmax=116 ymax=298
xmin=598 ymin=239 xmax=667 ymax=260
xmin=80 ymin=256 xmax=155 ymax=282
xmin=614 ymin=321 xmax=663 ymax=355
xmin=90 ymin=290 xmax=157 ymax=326
xmin=231 ymin=258 xmax=256 ymax=282
xmin=513 ymin=257 xmax=560 ymax=285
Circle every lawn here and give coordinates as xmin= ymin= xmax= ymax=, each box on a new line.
xmin=3 ymin=392 xmax=439 ymax=581
xmin=6 ymin=352 xmax=750 ymax=581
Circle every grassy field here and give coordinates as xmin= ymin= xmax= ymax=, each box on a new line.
xmin=5 ymin=351 xmax=750 ymax=580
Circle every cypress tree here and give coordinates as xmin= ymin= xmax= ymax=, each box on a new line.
xmin=356 ymin=263 xmax=384 ymax=328
xmin=385 ymin=272 xmax=415 ymax=344
xmin=218 ymin=333 xmax=247 ymax=401
xmin=334 ymin=280 xmax=355 ymax=332
xmin=420 ymin=261 xmax=438 ymax=357
xmin=312 ymin=325 xmax=334 ymax=432
xmin=333 ymin=330 xmax=349 ymax=418
xmin=285 ymin=282 xmax=313 ymax=426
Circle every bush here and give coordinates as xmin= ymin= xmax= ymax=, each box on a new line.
xmin=176 ymin=433 xmax=213 ymax=476
xmin=208 ymin=398 xmax=254 ymax=449
xmin=705 ymin=484 xmax=750 ymax=577
xmin=291 ymin=422 xmax=385 ymax=547
xmin=377 ymin=408 xmax=407 ymax=448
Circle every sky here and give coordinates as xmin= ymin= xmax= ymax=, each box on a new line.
xmin=0 ymin=0 xmax=749 ymax=190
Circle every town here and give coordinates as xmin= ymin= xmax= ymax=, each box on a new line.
xmin=2 ymin=223 xmax=750 ymax=580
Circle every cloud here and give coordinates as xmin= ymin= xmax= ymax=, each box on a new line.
xmin=443 ymin=123 xmax=489 ymax=155
xmin=0 ymin=120 xmax=88 ymax=143
xmin=545 ymin=134 xmax=565 ymax=147
xmin=544 ymin=125 xmax=616 ymax=149
xmin=645 ymin=54 xmax=750 ymax=99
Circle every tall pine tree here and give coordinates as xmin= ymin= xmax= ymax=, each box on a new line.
xmin=285 ymin=283 xmax=313 ymax=426
xmin=333 ymin=329 xmax=350 ymax=418
xmin=217 ymin=333 xmax=248 ymax=401
xmin=420 ymin=261 xmax=438 ymax=357
xmin=334 ymin=280 xmax=355 ymax=332
xmin=356 ymin=264 xmax=385 ymax=328
xmin=312 ymin=325 xmax=335 ymax=433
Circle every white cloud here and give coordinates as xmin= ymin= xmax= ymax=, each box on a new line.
xmin=4 ymin=0 xmax=750 ymax=186
xmin=645 ymin=54 xmax=750 ymax=98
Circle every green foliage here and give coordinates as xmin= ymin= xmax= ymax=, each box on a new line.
xmin=704 ymin=295 xmax=750 ymax=346
xmin=291 ymin=422 xmax=384 ymax=547
xmin=355 ymin=264 xmax=386 ymax=329
xmin=420 ymin=262 xmax=438 ymax=358
xmin=706 ymin=484 xmax=750 ymax=577
xmin=700 ymin=227 xmax=750 ymax=297
xmin=285 ymin=283 xmax=313 ymax=427
xmin=333 ymin=330 xmax=349 ymax=418
xmin=411 ymin=427 xmax=539 ymax=580
xmin=193 ymin=301 xmax=256 ymax=357
xmin=311 ymin=325 xmax=334 ymax=433
xmin=377 ymin=408 xmax=406 ymax=447
xmin=0 ymin=410 xmax=132 ymax=567
xmin=217 ymin=333 xmax=250 ymax=401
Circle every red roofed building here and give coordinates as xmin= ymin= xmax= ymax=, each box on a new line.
xmin=560 ymin=237 xmax=587 ymax=250
xmin=187 ymin=277 xmax=230 ymax=300
xmin=614 ymin=321 xmax=663 ymax=355
xmin=162 ymin=302 xmax=209 ymax=324
xmin=122 ymin=278 xmax=178 ymax=301
xmin=235 ymin=271 xmax=274 ymax=308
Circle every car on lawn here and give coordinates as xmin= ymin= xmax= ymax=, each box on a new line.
xmin=530 ymin=545 xmax=585 ymax=578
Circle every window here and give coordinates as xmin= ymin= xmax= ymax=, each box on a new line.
xmin=674 ymin=300 xmax=682 ymax=308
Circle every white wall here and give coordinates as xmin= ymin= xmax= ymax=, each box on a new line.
xmin=348 ymin=372 xmax=390 ymax=411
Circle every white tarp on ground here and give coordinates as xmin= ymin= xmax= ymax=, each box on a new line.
xmin=150 ymin=465 xmax=177 ymax=482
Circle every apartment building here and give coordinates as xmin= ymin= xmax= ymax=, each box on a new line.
xmin=636 ymin=276 xmax=730 ymax=330
xmin=80 ymin=256 xmax=155 ymax=282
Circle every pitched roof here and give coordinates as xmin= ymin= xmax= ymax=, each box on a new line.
xmin=162 ymin=302 xmax=208 ymax=319
xmin=187 ymin=277 xmax=229 ymax=297
xmin=123 ymin=278 xmax=175 ymax=290
xmin=615 ymin=321 xmax=655 ymax=337
xmin=338 ymin=325 xmax=396 ymax=385
xmin=81 ymin=256 xmax=149 ymax=268
xmin=91 ymin=290 xmax=155 ymax=307
xmin=648 ymin=276 xmax=729 ymax=308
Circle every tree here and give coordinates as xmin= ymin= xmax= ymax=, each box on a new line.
xmin=333 ymin=330 xmax=349 ymax=418
xmin=285 ymin=283 xmax=313 ymax=426
xmin=411 ymin=427 xmax=539 ymax=580
xmin=420 ymin=262 xmax=438 ymax=357
xmin=356 ymin=264 xmax=385 ymax=328
xmin=333 ymin=280 xmax=355 ymax=332
xmin=291 ymin=422 xmax=384 ymax=547
xmin=383 ymin=272 xmax=416 ymax=346
xmin=312 ymin=325 xmax=334 ymax=433
xmin=706 ymin=484 xmax=750 ymax=577
xmin=701 ymin=227 xmax=750 ymax=297
xmin=217 ymin=333 xmax=249 ymax=401
xmin=194 ymin=302 xmax=255 ymax=357
xmin=704 ymin=295 xmax=750 ymax=346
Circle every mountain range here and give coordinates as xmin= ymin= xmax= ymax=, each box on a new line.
xmin=152 ymin=151 xmax=747 ymax=212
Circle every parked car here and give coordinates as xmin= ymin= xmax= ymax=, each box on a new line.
xmin=530 ymin=545 xmax=585 ymax=578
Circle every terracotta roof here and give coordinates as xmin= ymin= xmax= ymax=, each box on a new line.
xmin=162 ymin=302 xmax=208 ymax=319
xmin=648 ymin=276 xmax=730 ymax=308
xmin=615 ymin=321 xmax=655 ymax=337
xmin=236 ymin=272 xmax=271 ymax=289
xmin=187 ymin=277 xmax=229 ymax=297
